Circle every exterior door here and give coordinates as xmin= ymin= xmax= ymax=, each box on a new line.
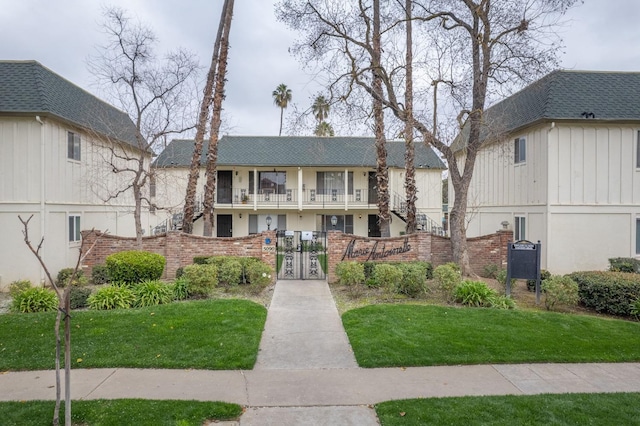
xmin=277 ymin=230 xmax=327 ymax=280
xmin=368 ymin=214 xmax=381 ymax=237
xmin=217 ymin=171 xmax=233 ymax=203
xmin=216 ymin=214 xmax=233 ymax=237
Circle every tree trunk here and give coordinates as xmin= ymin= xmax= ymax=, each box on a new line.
xmin=278 ymin=107 xmax=284 ymax=136
xmin=203 ymin=0 xmax=234 ymax=236
xmin=373 ymin=0 xmax=391 ymax=237
xmin=133 ymin=182 xmax=143 ymax=248
xmin=403 ymin=0 xmax=417 ymax=234
xmin=183 ymin=0 xmax=230 ymax=234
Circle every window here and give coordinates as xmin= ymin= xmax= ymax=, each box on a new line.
xmin=636 ymin=131 xmax=640 ymax=168
xmin=319 ymin=214 xmax=354 ymax=233
xmin=249 ymin=171 xmax=286 ymax=195
xmin=316 ymin=171 xmax=353 ymax=195
xmin=636 ymin=218 xmax=640 ymax=255
xmin=149 ymin=173 xmax=156 ymax=198
xmin=68 ymin=215 xmax=81 ymax=242
xmin=514 ymin=137 xmax=526 ymax=164
xmin=67 ymin=131 xmax=81 ymax=161
xmin=515 ymin=216 xmax=526 ymax=241
xmin=249 ymin=214 xmax=287 ymax=234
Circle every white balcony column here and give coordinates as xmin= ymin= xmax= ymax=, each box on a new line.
xmin=345 ymin=168 xmax=349 ymax=211
xmin=253 ymin=167 xmax=258 ymax=210
xmin=298 ymin=167 xmax=303 ymax=212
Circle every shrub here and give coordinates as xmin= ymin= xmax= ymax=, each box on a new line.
xmin=175 ymin=267 xmax=185 ymax=279
xmin=239 ymin=257 xmax=262 ymax=283
xmin=11 ymin=287 xmax=58 ymax=313
xmin=433 ymin=263 xmax=462 ymax=301
xmin=105 ymin=250 xmax=166 ymax=284
xmin=631 ymin=298 xmax=640 ymax=320
xmin=542 ymin=275 xmax=579 ymax=311
xmin=245 ymin=261 xmax=273 ymax=293
xmin=181 ymin=264 xmax=218 ymax=298
xmin=609 ymin=257 xmax=640 ymax=273
xmin=569 ymin=271 xmax=640 ymax=317
xmin=481 ymin=264 xmax=499 ymax=279
xmin=335 ymin=262 xmax=365 ymax=286
xmin=87 ymin=285 xmax=135 ymax=310
xmin=495 ymin=269 xmax=516 ymax=290
xmin=56 ymin=268 xmax=88 ymax=287
xmin=172 ymin=277 xmax=190 ymax=300
xmin=373 ymin=264 xmax=403 ymax=290
xmin=396 ymin=263 xmax=428 ymax=298
xmin=363 ymin=262 xmax=376 ymax=279
xmin=488 ymin=294 xmax=516 ymax=310
xmin=454 ymin=280 xmax=496 ymax=307
xmin=9 ymin=280 xmax=32 ymax=297
xmin=91 ymin=264 xmax=110 ymax=285
xmin=212 ymin=258 xmax=243 ymax=286
xmin=133 ymin=280 xmax=173 ymax=307
xmin=526 ymin=269 xmax=552 ymax=292
xmin=193 ymin=256 xmax=211 ymax=265
xmin=70 ymin=287 xmax=93 ymax=309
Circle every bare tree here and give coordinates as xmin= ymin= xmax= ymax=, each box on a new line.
xmin=19 ymin=215 xmax=101 ymax=426
xmin=277 ymin=0 xmax=579 ymax=274
xmin=88 ymin=7 xmax=199 ymax=245
xmin=403 ymin=0 xmax=418 ymax=234
xmin=182 ymin=0 xmax=232 ymax=234
xmin=202 ymin=0 xmax=235 ymax=236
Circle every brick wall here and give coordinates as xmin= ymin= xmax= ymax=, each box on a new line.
xmin=82 ymin=230 xmax=277 ymax=279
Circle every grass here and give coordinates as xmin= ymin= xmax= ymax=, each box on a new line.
xmin=376 ymin=393 xmax=640 ymax=425
xmin=0 ymin=399 xmax=242 ymax=426
xmin=342 ymin=304 xmax=640 ymax=367
xmin=0 ymin=299 xmax=266 ymax=371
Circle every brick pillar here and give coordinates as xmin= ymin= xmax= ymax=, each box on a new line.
xmin=261 ymin=230 xmax=277 ymax=282
xmin=164 ymin=231 xmax=181 ymax=279
xmin=498 ymin=230 xmax=514 ymax=269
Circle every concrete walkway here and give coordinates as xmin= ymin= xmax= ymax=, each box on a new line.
xmin=1 ymin=279 xmax=640 ymax=425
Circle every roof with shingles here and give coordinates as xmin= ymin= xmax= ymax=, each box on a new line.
xmin=0 ymin=60 xmax=139 ymax=147
xmin=153 ymin=136 xmax=446 ymax=169
xmin=455 ymin=70 xmax=640 ymax=150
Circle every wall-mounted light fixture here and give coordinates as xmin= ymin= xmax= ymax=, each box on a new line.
xmin=239 ymin=213 xmax=242 ymax=219
xmin=358 ymin=214 xmax=362 ymax=219
xmin=266 ymin=215 xmax=272 ymax=230
xmin=331 ymin=215 xmax=338 ymax=229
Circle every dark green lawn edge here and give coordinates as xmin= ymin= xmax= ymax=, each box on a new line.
xmin=0 ymin=399 xmax=242 ymax=426
xmin=0 ymin=299 xmax=266 ymax=371
xmin=376 ymin=392 xmax=640 ymax=426
xmin=343 ymin=304 xmax=640 ymax=367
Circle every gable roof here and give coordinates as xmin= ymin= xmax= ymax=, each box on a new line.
xmin=0 ymin=60 xmax=139 ymax=147
xmin=154 ymin=136 xmax=446 ymax=169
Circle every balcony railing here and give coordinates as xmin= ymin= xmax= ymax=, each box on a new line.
xmin=214 ymin=188 xmax=377 ymax=208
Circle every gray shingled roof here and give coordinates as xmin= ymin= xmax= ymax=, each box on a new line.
xmin=455 ymin=70 xmax=640 ymax=150
xmin=154 ymin=136 xmax=446 ymax=169
xmin=0 ymin=60 xmax=138 ymax=147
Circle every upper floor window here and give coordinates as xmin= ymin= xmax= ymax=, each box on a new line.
xmin=317 ymin=171 xmax=353 ymax=195
xmin=636 ymin=131 xmax=640 ymax=168
xmin=249 ymin=171 xmax=286 ymax=195
xmin=515 ymin=215 xmax=526 ymax=241
xmin=68 ymin=131 xmax=81 ymax=161
xmin=514 ymin=137 xmax=526 ymax=164
xmin=69 ymin=215 xmax=81 ymax=242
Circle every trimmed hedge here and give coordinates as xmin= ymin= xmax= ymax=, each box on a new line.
xmin=609 ymin=257 xmax=640 ymax=273
xmin=568 ymin=271 xmax=640 ymax=317
xmin=106 ymin=251 xmax=166 ymax=284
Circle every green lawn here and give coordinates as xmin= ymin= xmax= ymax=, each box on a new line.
xmin=376 ymin=393 xmax=640 ymax=426
xmin=342 ymin=304 xmax=640 ymax=367
xmin=0 ymin=399 xmax=242 ymax=426
xmin=0 ymin=299 xmax=266 ymax=371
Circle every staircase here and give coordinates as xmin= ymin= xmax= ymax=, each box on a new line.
xmin=391 ymin=192 xmax=446 ymax=236
xmin=152 ymin=194 xmax=204 ymax=235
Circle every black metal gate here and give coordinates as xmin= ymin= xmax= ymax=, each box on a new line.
xmin=276 ymin=230 xmax=327 ymax=280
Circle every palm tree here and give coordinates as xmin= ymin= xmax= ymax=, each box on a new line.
xmin=272 ymin=83 xmax=292 ymax=136
xmin=314 ymin=121 xmax=334 ymax=137
xmin=312 ymin=95 xmax=330 ymax=125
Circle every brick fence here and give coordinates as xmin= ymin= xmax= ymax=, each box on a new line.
xmin=82 ymin=229 xmax=512 ymax=282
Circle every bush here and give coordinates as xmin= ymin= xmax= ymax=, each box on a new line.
xmin=396 ymin=263 xmax=428 ymax=298
xmin=175 ymin=267 xmax=185 ymax=279
xmin=245 ymin=261 xmax=273 ymax=294
xmin=9 ymin=280 xmax=32 ymax=297
xmin=433 ymin=263 xmax=462 ymax=301
xmin=11 ymin=287 xmax=58 ymax=313
xmin=87 ymin=285 xmax=135 ymax=310
xmin=569 ymin=271 xmax=640 ymax=317
xmin=70 ymin=287 xmax=93 ymax=309
xmin=488 ymin=294 xmax=516 ymax=310
xmin=372 ymin=264 xmax=403 ymax=290
xmin=56 ymin=268 xmax=88 ymax=287
xmin=133 ymin=280 xmax=173 ymax=307
xmin=363 ymin=262 xmax=376 ymax=279
xmin=454 ymin=280 xmax=496 ymax=307
xmin=172 ymin=277 xmax=190 ymax=300
xmin=542 ymin=275 xmax=579 ymax=311
xmin=181 ymin=264 xmax=218 ymax=298
xmin=335 ymin=262 xmax=365 ymax=286
xmin=91 ymin=264 xmax=110 ymax=285
xmin=527 ymin=269 xmax=552 ymax=292
xmin=209 ymin=257 xmax=243 ymax=286
xmin=481 ymin=264 xmax=499 ymax=279
xmin=193 ymin=256 xmax=211 ymax=265
xmin=609 ymin=257 xmax=640 ymax=273
xmin=105 ymin=250 xmax=166 ymax=284
xmin=495 ymin=269 xmax=516 ymax=290
xmin=631 ymin=298 xmax=640 ymax=320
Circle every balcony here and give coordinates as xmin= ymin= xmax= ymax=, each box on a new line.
xmin=214 ymin=188 xmax=377 ymax=209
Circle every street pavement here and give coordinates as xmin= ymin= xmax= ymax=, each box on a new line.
xmin=1 ymin=280 xmax=639 ymax=425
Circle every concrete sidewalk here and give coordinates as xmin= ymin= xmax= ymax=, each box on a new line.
xmin=1 ymin=280 xmax=640 ymax=425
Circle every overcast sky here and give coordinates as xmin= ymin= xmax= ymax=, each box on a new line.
xmin=1 ymin=0 xmax=639 ymax=137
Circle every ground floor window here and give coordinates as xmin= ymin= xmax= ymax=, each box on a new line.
xmin=636 ymin=218 xmax=640 ymax=255
xmin=515 ymin=215 xmax=525 ymax=241
xmin=318 ymin=214 xmax=353 ymax=234
xmin=249 ymin=214 xmax=287 ymax=234
xmin=69 ymin=215 xmax=81 ymax=242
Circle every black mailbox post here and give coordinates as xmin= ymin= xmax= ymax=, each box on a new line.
xmin=506 ymin=240 xmax=542 ymax=304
